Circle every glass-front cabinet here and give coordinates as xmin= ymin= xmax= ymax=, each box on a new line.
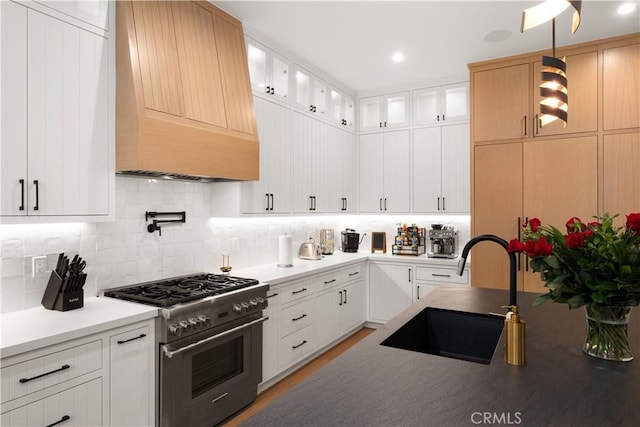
xmin=359 ymin=92 xmax=409 ymax=132
xmin=246 ymin=36 xmax=290 ymax=101
xmin=294 ymin=66 xmax=327 ymax=117
xmin=413 ymin=82 xmax=468 ymax=126
xmin=330 ymin=88 xmax=355 ymax=129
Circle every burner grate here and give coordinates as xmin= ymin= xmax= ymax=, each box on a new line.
xmin=103 ymin=273 xmax=259 ymax=307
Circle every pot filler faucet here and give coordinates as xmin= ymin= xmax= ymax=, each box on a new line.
xmin=457 ymin=234 xmax=517 ymax=307
xmin=457 ymin=234 xmax=525 ymax=366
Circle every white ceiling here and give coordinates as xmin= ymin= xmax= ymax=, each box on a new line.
xmin=214 ymin=0 xmax=640 ymax=94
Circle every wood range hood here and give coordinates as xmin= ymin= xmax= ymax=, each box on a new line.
xmin=116 ymin=0 xmax=259 ymax=182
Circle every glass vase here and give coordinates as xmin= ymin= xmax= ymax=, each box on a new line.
xmin=583 ymin=305 xmax=633 ymax=361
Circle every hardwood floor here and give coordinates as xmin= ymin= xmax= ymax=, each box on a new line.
xmin=222 ymin=327 xmax=376 ymax=426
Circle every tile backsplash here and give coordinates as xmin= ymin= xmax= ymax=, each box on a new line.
xmin=0 ymin=176 xmax=469 ymax=313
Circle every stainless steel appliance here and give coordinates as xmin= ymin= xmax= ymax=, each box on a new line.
xmin=427 ymin=224 xmax=458 ymax=258
xmin=102 ymin=273 xmax=268 ymax=427
xmin=319 ymin=229 xmax=335 ymax=255
xmin=341 ymin=228 xmax=362 ymax=253
xmin=298 ymin=233 xmax=322 ymax=260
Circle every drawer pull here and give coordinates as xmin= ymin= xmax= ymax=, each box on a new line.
xmin=291 ymin=288 xmax=308 ymax=295
xmin=324 ymin=279 xmax=336 ymax=284
xmin=211 ymin=392 xmax=229 ymax=405
xmin=348 ymin=272 xmax=359 ymax=277
xmin=292 ymin=314 xmax=307 ymax=322
xmin=19 ymin=364 xmax=70 ymax=383
xmin=267 ymin=293 xmax=279 ymax=298
xmin=431 ymin=273 xmax=451 ymax=278
xmin=117 ymin=333 xmax=147 ymax=345
xmin=46 ymin=415 xmax=70 ymax=427
xmin=292 ymin=340 xmax=308 ymax=349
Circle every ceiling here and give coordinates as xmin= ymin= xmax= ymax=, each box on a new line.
xmin=214 ymin=1 xmax=640 ymax=94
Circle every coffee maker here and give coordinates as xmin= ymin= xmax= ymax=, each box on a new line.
xmin=427 ymin=224 xmax=458 ymax=258
xmin=341 ymin=229 xmax=362 ymax=253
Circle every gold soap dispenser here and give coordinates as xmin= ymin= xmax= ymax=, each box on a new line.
xmin=502 ymin=305 xmax=526 ymax=366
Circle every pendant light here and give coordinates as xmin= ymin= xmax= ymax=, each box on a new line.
xmin=521 ymin=1 xmax=582 ymax=127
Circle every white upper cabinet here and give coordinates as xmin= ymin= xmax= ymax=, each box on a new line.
xmin=413 ymin=82 xmax=468 ymax=126
xmin=246 ymin=36 xmax=290 ymax=102
xmin=359 ymin=92 xmax=410 ymax=132
xmin=294 ymin=66 xmax=328 ymax=117
xmin=329 ymin=88 xmax=355 ymax=129
xmin=412 ymin=124 xmax=470 ymax=213
xmin=1 ymin=0 xmax=113 ymax=219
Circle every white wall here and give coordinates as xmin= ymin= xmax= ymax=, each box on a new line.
xmin=0 ymin=176 xmax=469 ymax=313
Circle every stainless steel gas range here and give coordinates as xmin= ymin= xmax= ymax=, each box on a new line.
xmin=103 ymin=273 xmax=268 ymax=427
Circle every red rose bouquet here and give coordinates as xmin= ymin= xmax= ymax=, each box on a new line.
xmin=508 ymin=213 xmax=640 ymax=308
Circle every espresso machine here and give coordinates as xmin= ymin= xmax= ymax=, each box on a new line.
xmin=427 ymin=224 xmax=458 ymax=258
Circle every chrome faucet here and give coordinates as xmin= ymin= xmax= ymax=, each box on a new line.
xmin=456 ymin=234 xmax=517 ymax=307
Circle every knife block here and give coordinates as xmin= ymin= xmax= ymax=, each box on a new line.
xmin=41 ymin=271 xmax=84 ymax=311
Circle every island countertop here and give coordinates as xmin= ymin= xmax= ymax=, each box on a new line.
xmin=242 ymin=287 xmax=640 ymax=426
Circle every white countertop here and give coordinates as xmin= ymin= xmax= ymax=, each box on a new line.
xmin=0 ymin=297 xmax=158 ymax=359
xmin=232 ymin=251 xmax=467 ymax=286
xmin=1 ymin=252 xmax=467 ymax=359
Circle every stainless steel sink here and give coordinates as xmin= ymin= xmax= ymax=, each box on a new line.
xmin=380 ymin=307 xmax=504 ymax=364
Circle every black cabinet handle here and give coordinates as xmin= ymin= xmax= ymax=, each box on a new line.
xmin=324 ymin=279 xmax=336 ymax=284
xmin=523 ymin=115 xmax=528 ymax=136
xmin=270 ymin=87 xmax=275 ymax=95
xmin=339 ymin=290 xmax=343 ymax=306
xmin=442 ymin=197 xmax=446 ymax=211
xmin=20 ymin=364 xmax=70 ymax=383
xmin=46 ymin=415 xmax=70 ymax=427
xmin=348 ymin=271 xmax=359 ymax=277
xmin=344 ymin=289 xmax=348 ymax=304
xmin=344 ymin=198 xmax=347 ymax=211
xmin=417 ymin=285 xmax=421 ymax=300
xmin=266 ymin=85 xmax=271 ymax=94
xmin=379 ymin=198 xmax=383 ymax=211
xmin=384 ymin=121 xmax=387 ymax=127
xmin=309 ymin=196 xmax=313 ymax=211
xmin=379 ymin=122 xmax=383 ymax=128
xmin=292 ymin=314 xmax=307 ymax=322
xmin=443 ymin=114 xmax=445 ymax=121
xmin=437 ymin=115 xmax=440 ymax=121
xmin=384 ymin=198 xmax=387 ymax=211
xmin=265 ymin=193 xmax=270 ymax=211
xmin=117 ymin=333 xmax=146 ymax=345
xmin=33 ymin=179 xmax=39 ymax=211
xmin=408 ymin=268 xmax=412 ymax=282
xmin=292 ymin=288 xmax=307 ymax=295
xmin=266 ymin=293 xmax=278 ymax=298
xmin=431 ymin=273 xmax=451 ymax=278
xmin=19 ymin=179 xmax=25 ymax=211
xmin=310 ymin=105 xmax=314 ymax=112
xmin=292 ymin=340 xmax=307 ymax=349
xmin=437 ymin=196 xmax=441 ymax=211
xmin=313 ymin=196 xmax=317 ymax=211
xmin=270 ymin=193 xmax=274 ymax=211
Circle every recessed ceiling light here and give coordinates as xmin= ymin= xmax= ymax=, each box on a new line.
xmin=484 ymin=30 xmax=513 ymax=43
xmin=617 ymin=2 xmax=636 ymax=15
xmin=392 ymin=52 xmax=405 ymax=63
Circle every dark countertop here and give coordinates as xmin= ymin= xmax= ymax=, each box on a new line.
xmin=242 ymin=287 xmax=640 ymax=426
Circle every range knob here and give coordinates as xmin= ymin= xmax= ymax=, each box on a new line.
xmin=168 ymin=323 xmax=183 ymax=337
xmin=249 ymin=299 xmax=259 ymax=309
xmin=232 ymin=304 xmax=243 ymax=314
xmin=255 ymin=296 xmax=267 ymax=309
xmin=188 ymin=317 xmax=199 ymax=328
xmin=197 ymin=314 xmax=210 ymax=327
xmin=179 ymin=320 xmax=192 ymax=330
xmin=241 ymin=302 xmax=250 ymax=312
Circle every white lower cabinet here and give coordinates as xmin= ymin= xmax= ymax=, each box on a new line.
xmin=369 ymin=262 xmax=469 ymax=323
xmin=316 ymin=277 xmax=366 ymax=348
xmin=1 ymin=378 xmax=102 ymax=427
xmin=0 ymin=318 xmax=155 ymax=426
xmin=262 ymin=288 xmax=280 ymax=383
xmin=368 ymin=262 xmax=414 ymax=323
xmin=109 ymin=323 xmax=154 ymax=427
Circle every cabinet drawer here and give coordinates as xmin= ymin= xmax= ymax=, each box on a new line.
xmin=280 ymin=298 xmax=314 ymax=338
xmin=1 ymin=340 xmax=102 ymax=404
xmin=316 ymin=271 xmax=342 ymax=290
xmin=279 ymin=279 xmax=315 ymax=305
xmin=342 ymin=264 xmax=364 ymax=283
xmin=280 ymin=325 xmax=314 ymax=368
xmin=1 ymin=377 xmax=102 ymax=426
xmin=415 ymin=266 xmax=468 ymax=284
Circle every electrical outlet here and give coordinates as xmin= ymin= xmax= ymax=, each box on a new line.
xmin=32 ymin=255 xmax=47 ymax=278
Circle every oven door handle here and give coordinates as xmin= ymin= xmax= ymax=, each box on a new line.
xmin=162 ymin=316 xmax=269 ymax=359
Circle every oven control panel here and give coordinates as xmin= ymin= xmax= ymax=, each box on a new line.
xmin=165 ymin=288 xmax=268 ymax=340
